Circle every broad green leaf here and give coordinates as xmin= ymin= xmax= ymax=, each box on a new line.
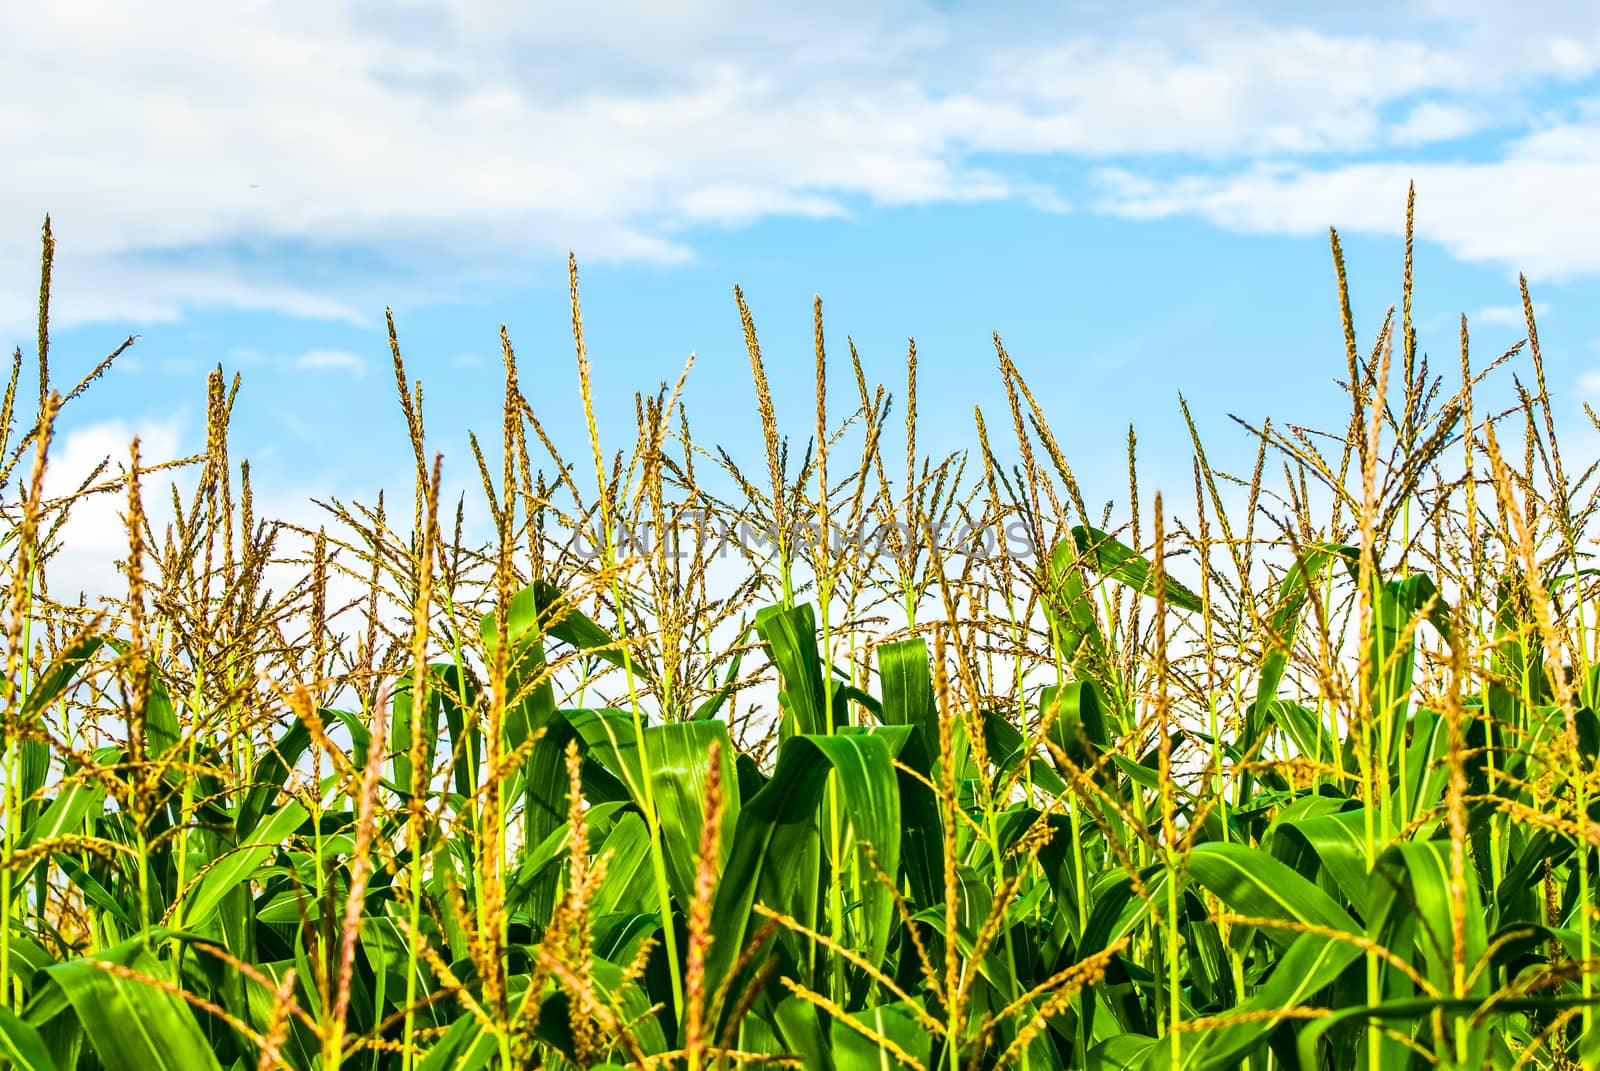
xmin=11 ymin=751 xmax=113 ymax=887
xmin=238 ymin=960 xmax=319 ymax=1069
xmin=1296 ymin=993 xmax=1600 ymax=1071
xmin=101 ymin=640 xmax=182 ymax=763
xmin=531 ymin=578 xmax=651 ymax=679
xmin=1262 ymin=700 xmax=1337 ymax=768
xmin=418 ymin=1010 xmax=499 ymax=1071
xmin=182 ymin=800 xmax=308 ymax=928
xmin=691 ymin=642 xmax=746 ymax=722
xmin=589 ymin=811 xmax=656 ymax=918
xmin=830 ymin=1001 xmax=931 ymax=1071
xmin=0 ymin=1005 xmax=58 ymax=1071
xmin=1080 ymin=867 xmax=1166 ymax=959
xmin=26 ymin=940 xmax=223 ymax=1071
xmin=756 ymin=602 xmax=829 ymax=738
xmin=1395 ymin=706 xmax=1450 ymax=831
xmin=1142 ymin=926 xmax=1365 ymax=1070
xmin=771 ymin=995 xmax=831 ymax=1071
xmin=18 ymin=635 xmax=105 ymax=723
xmin=1067 ymin=526 xmax=1204 ymax=613
xmin=706 ymin=730 xmax=904 ymax=1015
xmin=1042 ymin=679 xmax=1110 ymax=770
xmin=238 ymin=717 xmax=310 ymax=839
xmin=1270 ymin=806 xmax=1372 ymax=916
xmin=878 ymin=636 xmax=936 ymax=749
xmin=56 ymin=854 xmax=137 ymax=933
xmin=1187 ymin=842 xmax=1359 ymax=949
xmin=1364 ymin=573 xmax=1449 ymax=780
xmin=1243 ymin=542 xmax=1357 ymax=760
xmin=876 ymin=637 xmax=944 ymax=908
xmin=1089 ymin=1033 xmax=1157 ymax=1070
xmin=1369 ymin=841 xmax=1489 ymax=1006
xmin=1043 ymin=550 xmax=1109 ymax=680
xmin=568 ymin=711 xmax=740 ymax=911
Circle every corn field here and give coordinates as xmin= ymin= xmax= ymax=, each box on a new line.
xmin=1 ymin=196 xmax=1598 ymax=1070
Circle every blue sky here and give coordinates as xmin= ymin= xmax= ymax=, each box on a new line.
xmin=6 ymin=1 xmax=1600 ymax=591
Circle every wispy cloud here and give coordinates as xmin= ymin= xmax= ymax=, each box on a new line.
xmin=1475 ymin=300 xmax=1550 ymax=326
xmin=1388 ymin=101 xmax=1487 ymax=145
xmin=295 ymin=348 xmax=365 ymax=376
xmin=1091 ymin=105 xmax=1600 ymax=281
xmin=4 ymin=1 xmax=1599 ymax=333
xmin=39 ymin=414 xmax=188 ymax=601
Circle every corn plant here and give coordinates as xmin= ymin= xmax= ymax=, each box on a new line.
xmin=0 ymin=194 xmax=1597 ymax=1071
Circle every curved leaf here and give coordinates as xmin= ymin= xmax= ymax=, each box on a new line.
xmin=26 ymin=939 xmax=222 ymax=1071
xmin=568 ymin=710 xmax=739 ymax=911
xmin=182 ymin=800 xmax=308 ymax=929
xmin=0 ymin=1006 xmax=57 ymax=1071
xmin=1187 ymin=841 xmax=1359 ymax=948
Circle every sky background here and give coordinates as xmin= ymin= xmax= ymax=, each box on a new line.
xmin=6 ymin=0 xmax=1600 ymax=596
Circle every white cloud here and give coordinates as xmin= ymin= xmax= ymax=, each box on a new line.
xmin=3 ymin=1 xmax=1600 ymax=334
xmin=965 ymin=26 xmax=1468 ymax=158
xmin=296 ymin=349 xmax=365 ymax=377
xmin=27 ymin=410 xmax=365 ymax=607
xmin=1091 ymin=110 xmax=1600 ymax=280
xmin=1578 ymin=370 xmax=1600 ymax=395
xmin=33 ymin=414 xmax=189 ymax=603
xmin=1389 ymin=102 xmax=1486 ymax=145
xmin=1475 ymin=300 xmax=1550 ymax=326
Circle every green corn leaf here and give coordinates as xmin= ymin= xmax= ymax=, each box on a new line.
xmin=1080 ymin=866 xmax=1167 ymax=960
xmin=1067 ymin=526 xmax=1204 ymax=613
xmin=182 ymin=800 xmax=308 ymax=929
xmin=591 ymin=911 xmax=658 ymax=965
xmin=691 ymin=641 xmax=746 ymax=722
xmin=1041 ymin=679 xmax=1110 ymax=772
xmin=1089 ymin=1033 xmax=1158 ymax=1070
xmin=771 ymin=994 xmax=831 ymax=1071
xmin=1187 ymin=842 xmax=1359 ymax=947
xmin=1495 ymin=806 xmax=1597 ymax=915
xmin=568 ymin=710 xmax=740 ymax=911
xmin=877 ymin=636 xmax=936 ymax=748
xmin=1364 ymin=574 xmax=1449 ymax=779
xmin=17 ymin=634 xmax=105 ymax=723
xmin=418 ymin=1010 xmax=500 ymax=1071
xmin=1269 ymin=806 xmax=1372 ymax=916
xmin=980 ymin=706 xmax=1067 ymax=797
xmin=389 ymin=663 xmax=444 ymax=803
xmin=1395 ymin=706 xmax=1451 ymax=831
xmin=876 ymin=637 xmax=944 ymax=907
xmin=705 ymin=729 xmax=904 ymax=1016
xmin=531 ymin=578 xmax=650 ymax=679
xmin=1043 ymin=553 xmax=1110 ymax=681
xmin=1295 ymin=993 xmax=1600 ymax=1071
xmin=756 ymin=602 xmax=829 ymax=738
xmin=1142 ymin=926 xmax=1365 ymax=1070
xmin=0 ymin=1005 xmax=58 ymax=1071
xmin=829 ymin=1001 xmax=932 ymax=1071
xmin=14 ymin=753 xmax=111 ymax=884
xmin=1244 ymin=543 xmax=1358 ymax=757
xmin=26 ymin=940 xmax=223 ymax=1071
xmin=8 ymin=624 xmax=103 ymax=830
xmin=238 ymin=717 xmax=310 ymax=839
xmin=56 ymin=854 xmax=138 ymax=934
xmin=1368 ymin=841 xmax=1489 ymax=999
xmin=590 ymin=811 xmax=657 ymax=918
xmin=1260 ymin=700 xmax=1338 ymax=768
